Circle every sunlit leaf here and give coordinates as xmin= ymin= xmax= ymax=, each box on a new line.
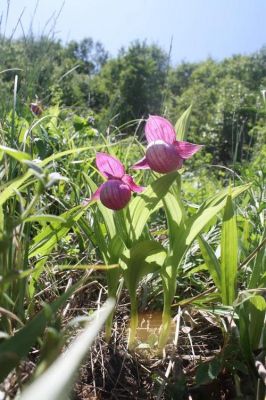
xmin=175 ymin=104 xmax=192 ymax=141
xmin=23 ymin=215 xmax=66 ymax=224
xmin=249 ymin=295 xmax=266 ymax=311
xmin=121 ymin=240 xmax=167 ymax=291
xmin=0 ymin=145 xmax=32 ymax=162
xmin=29 ymin=206 xmax=89 ymax=258
xmin=126 ymin=171 xmax=179 ymax=241
xmin=221 ymin=193 xmax=238 ymax=305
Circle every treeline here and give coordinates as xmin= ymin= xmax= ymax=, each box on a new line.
xmin=0 ymin=35 xmax=265 ymax=164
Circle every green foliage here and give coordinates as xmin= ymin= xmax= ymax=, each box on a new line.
xmin=19 ymin=300 xmax=114 ymax=400
xmin=0 ymin=33 xmax=265 ymax=166
xmin=0 ymin=282 xmax=80 ymax=381
xmin=0 ymin=31 xmax=265 ymax=399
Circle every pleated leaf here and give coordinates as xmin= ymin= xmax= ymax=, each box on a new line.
xmin=121 ymin=239 xmax=167 ymax=294
xmin=175 ymin=104 xmax=192 ymax=141
xmin=126 ymin=171 xmax=179 ymax=241
xmin=221 ymin=193 xmax=238 ymax=305
xmin=198 ymin=235 xmax=221 ymax=290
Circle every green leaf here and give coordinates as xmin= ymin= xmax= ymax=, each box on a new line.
xmin=108 ymin=235 xmax=125 ymax=262
xmin=0 ymin=145 xmax=96 ymax=207
xmin=249 ymin=295 xmax=266 ymax=311
xmin=248 ymin=301 xmax=266 ymax=350
xmin=248 ymin=229 xmax=266 ymax=289
xmin=29 ymin=206 xmax=89 ymax=258
xmin=162 ymin=178 xmax=186 ymax=248
xmin=121 ymin=240 xmax=167 ymax=292
xmin=238 ymin=304 xmax=252 ymax=362
xmin=23 ymin=215 xmax=67 ymax=224
xmin=120 ymin=240 xmax=167 ymax=348
xmin=0 ymin=282 xmax=81 ymax=382
xmin=0 ymin=145 xmax=32 ymax=162
xmin=185 ymin=184 xmax=249 ymax=249
xmin=19 ymin=299 xmax=114 ymax=400
xmin=175 ymin=104 xmax=192 ymax=141
xmin=126 ymin=171 xmax=179 ymax=241
xmin=158 ymin=183 xmax=250 ymax=348
xmin=221 ymin=193 xmax=238 ymax=305
xmin=169 ymin=184 xmax=250 ymax=271
xmin=0 ymin=205 xmax=4 ymax=235
xmin=198 ymin=235 xmax=221 ymax=290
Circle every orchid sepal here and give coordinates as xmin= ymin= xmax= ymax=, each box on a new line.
xmin=173 ymin=141 xmax=203 ymax=159
xmin=145 ymin=115 xmax=176 ymax=144
xmin=96 ymin=152 xmax=125 ymax=179
xmin=131 ymin=156 xmax=151 ymax=170
xmin=121 ymin=174 xmax=145 ymax=193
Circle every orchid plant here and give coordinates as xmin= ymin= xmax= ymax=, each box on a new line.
xmin=87 ymin=107 xmax=250 ymax=349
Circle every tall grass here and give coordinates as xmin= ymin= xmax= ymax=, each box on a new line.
xmin=0 ymin=3 xmax=265 ymax=398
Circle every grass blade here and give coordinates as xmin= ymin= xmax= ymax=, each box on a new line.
xmin=0 ymin=282 xmax=81 ymax=382
xmin=29 ymin=206 xmax=88 ymax=258
xmin=19 ymin=299 xmax=115 ymax=400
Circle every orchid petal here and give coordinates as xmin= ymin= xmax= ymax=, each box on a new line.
xmin=131 ymin=156 xmax=150 ymax=170
xmin=145 ymin=115 xmax=176 ymax=144
xmin=146 ymin=140 xmax=183 ymax=173
xmin=122 ymin=174 xmax=145 ymax=193
xmin=174 ymin=141 xmax=203 ymax=159
xmin=100 ymin=180 xmax=131 ymax=210
xmin=96 ymin=152 xmax=125 ymax=179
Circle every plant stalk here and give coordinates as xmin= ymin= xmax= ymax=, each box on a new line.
xmin=128 ymin=294 xmax=138 ymax=349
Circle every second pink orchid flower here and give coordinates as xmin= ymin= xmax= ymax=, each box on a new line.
xmin=90 ymin=153 xmax=144 ymax=210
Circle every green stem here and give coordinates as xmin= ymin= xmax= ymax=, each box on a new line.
xmin=158 ymin=305 xmax=172 ymax=349
xmin=105 ymin=310 xmax=115 ymax=342
xmin=105 ymin=272 xmax=123 ymax=342
xmin=105 ymin=270 xmax=120 ymax=341
xmin=128 ymin=294 xmax=138 ymax=349
xmin=158 ymin=263 xmax=176 ymax=349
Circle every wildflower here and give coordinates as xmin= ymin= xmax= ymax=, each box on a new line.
xmin=90 ymin=153 xmax=144 ymax=210
xmin=132 ymin=115 xmax=202 ymax=173
xmin=30 ymin=102 xmax=43 ymax=116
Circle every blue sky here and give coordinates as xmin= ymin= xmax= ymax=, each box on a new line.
xmin=1 ymin=0 xmax=265 ymax=64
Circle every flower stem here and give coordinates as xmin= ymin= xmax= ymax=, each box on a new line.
xmin=158 ymin=263 xmax=176 ymax=349
xmin=128 ymin=296 xmax=138 ymax=349
xmin=105 ymin=310 xmax=114 ymax=342
xmin=158 ymin=306 xmax=172 ymax=349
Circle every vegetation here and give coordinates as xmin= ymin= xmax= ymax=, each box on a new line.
xmin=0 ymin=32 xmax=265 ymax=399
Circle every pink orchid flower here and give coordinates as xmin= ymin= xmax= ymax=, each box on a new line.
xmin=132 ymin=115 xmax=202 ymax=174
xmin=90 ymin=152 xmax=144 ymax=210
